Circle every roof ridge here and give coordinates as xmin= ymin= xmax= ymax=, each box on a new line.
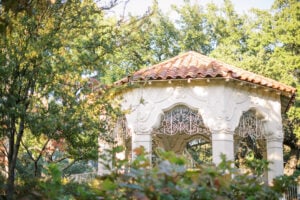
xmin=146 ymin=51 xmax=195 ymax=70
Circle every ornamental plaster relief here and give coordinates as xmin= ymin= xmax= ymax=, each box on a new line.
xmin=121 ymin=81 xmax=283 ymax=139
xmin=140 ymin=87 xmax=174 ymax=104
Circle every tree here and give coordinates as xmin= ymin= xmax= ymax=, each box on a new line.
xmin=270 ymin=0 xmax=300 ymax=174
xmin=100 ymin=2 xmax=180 ymax=84
xmin=0 ymin=0 xmax=122 ymax=198
xmin=172 ymin=0 xmax=212 ymax=54
xmin=205 ymin=0 xmax=248 ymax=64
xmin=1 ymin=0 xmax=298 ymax=198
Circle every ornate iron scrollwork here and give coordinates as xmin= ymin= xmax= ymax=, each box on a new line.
xmin=235 ymin=110 xmax=265 ymax=139
xmin=234 ymin=110 xmax=267 ymax=179
xmin=153 ymin=105 xmax=212 ymax=166
xmin=155 ymin=105 xmax=210 ymax=136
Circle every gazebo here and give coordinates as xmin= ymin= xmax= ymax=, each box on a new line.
xmin=99 ymin=51 xmax=296 ymax=184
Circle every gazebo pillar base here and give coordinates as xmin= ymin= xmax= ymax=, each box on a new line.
xmin=132 ymin=133 xmax=152 ymax=159
xmin=98 ymin=141 xmax=112 ymax=175
xmin=212 ymin=131 xmax=234 ymax=165
xmin=267 ymin=138 xmax=284 ymax=185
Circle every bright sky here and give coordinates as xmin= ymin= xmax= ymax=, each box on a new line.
xmin=108 ymin=0 xmax=274 ymax=18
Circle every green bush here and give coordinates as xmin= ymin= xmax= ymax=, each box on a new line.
xmin=12 ymin=146 xmax=297 ymax=199
xmin=15 ymin=163 xmax=97 ymax=200
xmin=94 ymin=147 xmax=289 ymax=200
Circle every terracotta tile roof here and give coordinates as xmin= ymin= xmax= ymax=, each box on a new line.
xmin=116 ymin=51 xmax=296 ymax=95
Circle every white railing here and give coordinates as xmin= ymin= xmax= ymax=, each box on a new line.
xmin=284 ymin=184 xmax=300 ymax=200
xmin=68 ymin=172 xmax=98 ymax=183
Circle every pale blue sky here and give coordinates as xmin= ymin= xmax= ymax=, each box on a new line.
xmin=108 ymin=0 xmax=274 ymax=18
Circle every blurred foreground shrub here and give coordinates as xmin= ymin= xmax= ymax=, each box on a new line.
xmin=94 ymin=146 xmax=296 ymax=200
xmin=6 ymin=146 xmax=299 ymax=199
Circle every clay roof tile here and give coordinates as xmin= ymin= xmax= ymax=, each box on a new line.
xmin=116 ymin=51 xmax=296 ymax=110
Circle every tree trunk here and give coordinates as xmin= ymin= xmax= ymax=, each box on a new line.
xmin=6 ymin=118 xmax=25 ymax=200
xmin=6 ymin=160 xmax=16 ymax=200
xmin=6 ymin=129 xmax=15 ymax=200
xmin=34 ymin=161 xmax=38 ymax=177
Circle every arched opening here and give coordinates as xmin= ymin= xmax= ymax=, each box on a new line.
xmin=234 ymin=109 xmax=267 ymax=179
xmin=152 ymin=105 xmax=212 ymax=167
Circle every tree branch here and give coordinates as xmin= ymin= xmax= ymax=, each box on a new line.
xmin=62 ymin=157 xmax=82 ymax=172
xmin=20 ymin=139 xmax=35 ymax=161
xmin=53 ymin=156 xmax=69 ymax=163
xmin=36 ymin=138 xmax=51 ymax=162
xmin=98 ymin=0 xmax=122 ymax=10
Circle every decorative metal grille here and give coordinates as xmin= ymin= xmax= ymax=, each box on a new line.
xmin=234 ymin=110 xmax=267 ymax=179
xmin=235 ymin=110 xmax=265 ymax=139
xmin=152 ymin=105 xmax=212 ymax=167
xmin=155 ymin=105 xmax=210 ymax=135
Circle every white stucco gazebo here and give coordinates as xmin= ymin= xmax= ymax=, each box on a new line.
xmin=99 ymin=51 xmax=296 ymax=184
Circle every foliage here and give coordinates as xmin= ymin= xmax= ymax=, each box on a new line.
xmin=0 ymin=0 xmax=299 ymax=198
xmin=16 ymin=147 xmax=95 ymax=180
xmin=14 ymin=163 xmax=97 ymax=200
xmin=94 ymin=146 xmax=287 ymax=200
xmin=0 ymin=0 xmax=126 ymax=198
xmin=100 ymin=2 xmax=180 ymax=84
xmin=273 ymin=169 xmax=300 ymax=194
xmin=0 ymin=146 xmax=297 ymax=199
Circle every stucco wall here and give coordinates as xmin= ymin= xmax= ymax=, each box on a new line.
xmin=121 ymin=80 xmax=282 ymax=139
xmin=99 ymin=79 xmax=284 ymax=183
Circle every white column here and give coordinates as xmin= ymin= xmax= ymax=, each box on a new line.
xmin=267 ymin=138 xmax=284 ymax=185
xmin=212 ymin=130 xmax=234 ymax=164
xmin=131 ymin=132 xmax=152 ymax=162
